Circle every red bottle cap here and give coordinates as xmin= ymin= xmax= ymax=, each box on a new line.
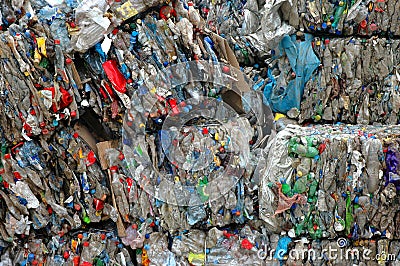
xmin=83 ymin=241 xmax=89 ymax=247
xmin=86 ymin=150 xmax=96 ymax=166
xmin=93 ymin=198 xmax=105 ymax=211
xmin=63 ymin=251 xmax=70 ymax=259
xmin=222 ymin=66 xmax=230 ymax=74
xmin=360 ymin=20 xmax=367 ymax=29
xmin=54 ymin=39 xmax=60 ymax=45
xmin=13 ymin=172 xmax=22 ymax=179
xmin=66 ymin=58 xmax=73 ymax=64
xmin=73 ymin=256 xmax=80 ymax=266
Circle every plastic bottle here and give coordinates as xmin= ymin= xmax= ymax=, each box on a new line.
xmin=50 ymin=18 xmax=72 ymax=53
xmin=188 ymin=2 xmax=202 ymax=28
xmin=79 ymin=241 xmax=93 ymax=265
xmin=332 ymin=1 xmax=347 ymax=29
xmin=54 ymin=39 xmax=69 ymax=82
xmin=38 ymin=6 xmax=58 ymax=21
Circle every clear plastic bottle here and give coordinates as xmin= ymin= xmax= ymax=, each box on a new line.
xmin=50 ymin=18 xmax=72 ymax=53
xmin=79 ymin=241 xmax=93 ymax=265
xmin=54 ymin=39 xmax=69 ymax=81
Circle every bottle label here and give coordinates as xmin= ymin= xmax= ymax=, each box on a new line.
xmin=116 ymin=2 xmax=139 ymax=20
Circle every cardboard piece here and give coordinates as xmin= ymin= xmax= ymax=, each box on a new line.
xmin=206 ymin=31 xmax=250 ymax=113
xmin=73 ymin=122 xmax=98 ymax=154
xmin=96 ymin=140 xmax=118 ymax=170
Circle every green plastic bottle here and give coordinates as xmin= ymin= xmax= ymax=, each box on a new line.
xmin=332 ymin=1 xmax=347 ymax=29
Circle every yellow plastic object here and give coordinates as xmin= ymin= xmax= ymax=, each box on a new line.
xmin=274 ymin=113 xmax=286 ymax=121
xmin=188 ymin=253 xmax=205 ymax=264
xmin=37 ymin=37 xmax=47 ymax=57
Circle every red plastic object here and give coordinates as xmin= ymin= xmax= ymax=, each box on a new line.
xmin=222 ymin=66 xmax=230 ymax=74
xmin=13 ymin=171 xmax=22 ymax=179
xmin=86 ymin=150 xmax=96 ymax=166
xmin=59 ymin=87 xmax=73 ymax=109
xmin=73 ymin=256 xmax=80 ymax=266
xmin=167 ymin=98 xmax=180 ymax=115
xmin=360 ymin=20 xmax=367 ymax=29
xmin=241 ymin=239 xmax=253 ymax=250
xmin=63 ymin=251 xmax=70 ymax=259
xmin=159 ymin=6 xmax=177 ymax=20
xmin=93 ymin=198 xmax=105 ymax=211
xmin=102 ymin=60 xmax=127 ymax=94
xmin=126 ymin=177 xmax=133 ymax=193
xmin=102 ymin=82 xmax=116 ymax=99
xmin=318 ymin=142 xmax=326 ymax=154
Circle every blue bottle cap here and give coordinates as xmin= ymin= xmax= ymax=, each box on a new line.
xmin=321 ymin=22 xmax=327 ymax=29
xmin=28 ymin=253 xmax=35 ymax=261
xmin=354 ymin=196 xmax=359 ymax=204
